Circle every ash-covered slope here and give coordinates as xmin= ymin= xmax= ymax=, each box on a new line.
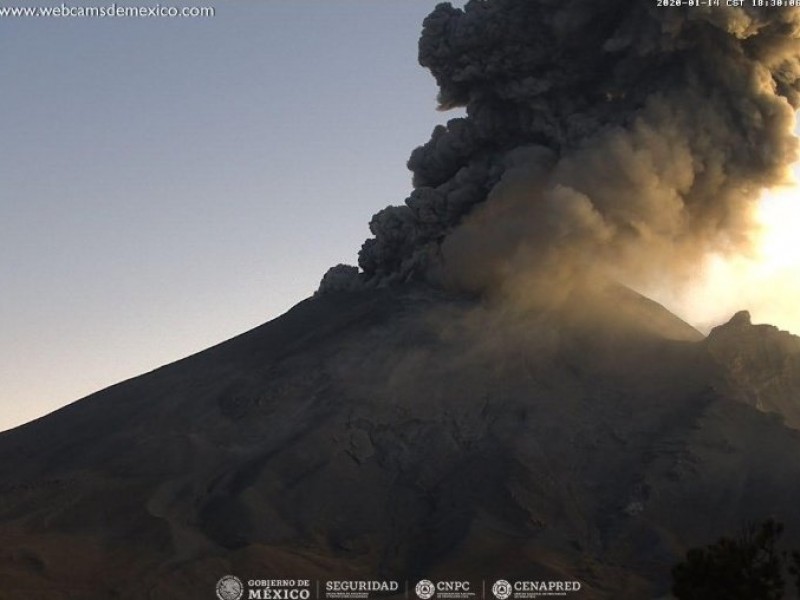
xmin=2 ymin=286 xmax=800 ymax=599
xmin=706 ymin=310 xmax=800 ymax=430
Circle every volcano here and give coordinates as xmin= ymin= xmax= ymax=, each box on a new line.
xmin=7 ymin=1 xmax=800 ymax=596
xmin=2 ymin=284 xmax=800 ymax=599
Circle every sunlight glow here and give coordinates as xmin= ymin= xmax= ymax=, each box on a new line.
xmin=662 ymin=181 xmax=800 ymax=335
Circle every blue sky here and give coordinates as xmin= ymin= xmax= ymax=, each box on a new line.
xmin=0 ymin=1 xmax=461 ymax=431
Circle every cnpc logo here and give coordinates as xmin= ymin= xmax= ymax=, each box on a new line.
xmin=415 ymin=579 xmax=471 ymax=599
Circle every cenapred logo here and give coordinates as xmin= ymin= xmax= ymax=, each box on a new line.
xmin=491 ymin=579 xmax=582 ymax=598
xmin=415 ymin=579 xmax=436 ymax=600
xmin=491 ymin=580 xmax=512 ymax=600
xmin=216 ymin=575 xmax=245 ymax=600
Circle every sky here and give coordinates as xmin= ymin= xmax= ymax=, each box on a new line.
xmin=3 ymin=1 xmax=800 ymax=434
xmin=0 ymin=0 xmax=460 ymax=432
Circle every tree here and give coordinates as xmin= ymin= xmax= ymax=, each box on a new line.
xmin=671 ymin=519 xmax=786 ymax=599
xmin=788 ymin=549 xmax=800 ymax=597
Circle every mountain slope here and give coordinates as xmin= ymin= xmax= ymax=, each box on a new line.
xmin=1 ymin=286 xmax=800 ymax=599
xmin=706 ymin=310 xmax=800 ymax=430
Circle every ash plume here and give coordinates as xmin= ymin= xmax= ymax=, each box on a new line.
xmin=320 ymin=0 xmax=800 ymax=299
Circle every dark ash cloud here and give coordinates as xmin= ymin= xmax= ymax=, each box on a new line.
xmin=319 ymin=0 xmax=800 ymax=299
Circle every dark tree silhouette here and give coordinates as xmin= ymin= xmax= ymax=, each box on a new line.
xmin=672 ymin=519 xmax=786 ymax=600
xmin=788 ymin=550 xmax=800 ymax=597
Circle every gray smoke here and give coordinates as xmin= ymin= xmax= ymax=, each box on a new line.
xmin=319 ymin=0 xmax=800 ymax=298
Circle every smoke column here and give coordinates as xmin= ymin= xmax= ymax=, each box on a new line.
xmin=320 ymin=0 xmax=800 ymax=312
